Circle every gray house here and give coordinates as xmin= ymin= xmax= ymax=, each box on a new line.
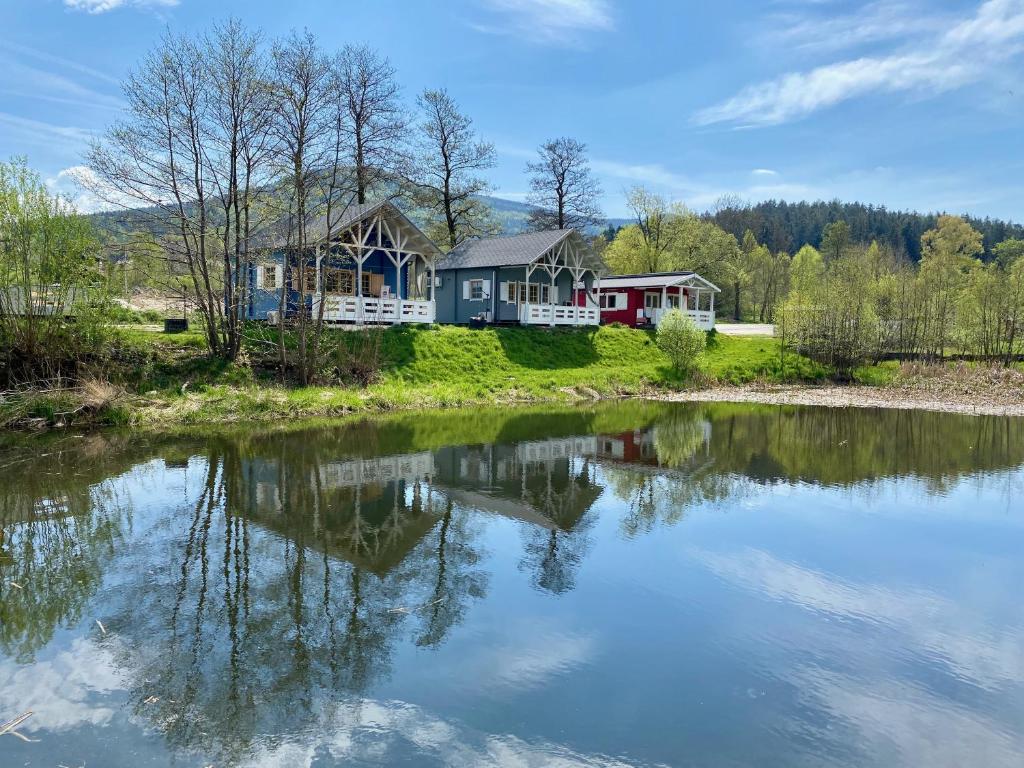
xmin=434 ymin=229 xmax=601 ymax=326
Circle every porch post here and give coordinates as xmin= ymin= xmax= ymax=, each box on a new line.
xmin=430 ymin=258 xmax=436 ymax=322
xmin=524 ymin=263 xmax=533 ymax=326
xmin=661 ymin=285 xmax=667 ymax=325
xmin=549 ymin=265 xmax=556 ymax=328
xmin=394 ymin=249 xmax=403 ymax=325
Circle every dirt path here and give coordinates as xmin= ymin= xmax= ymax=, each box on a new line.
xmin=655 ymin=384 xmax=1024 ymax=417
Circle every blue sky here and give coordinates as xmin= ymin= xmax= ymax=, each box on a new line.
xmin=1 ymin=0 xmax=1022 ymax=220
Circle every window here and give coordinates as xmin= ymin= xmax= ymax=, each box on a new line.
xmin=324 ymin=269 xmax=354 ymax=295
xmin=644 ymin=292 xmax=662 ymax=310
xmin=666 ymin=293 xmax=681 ymax=309
xmin=506 ymin=281 xmax=550 ymax=303
xmin=362 ymin=272 xmax=373 ymax=296
xmin=262 ymin=266 xmax=277 ymax=290
xmin=302 ymin=267 xmax=318 ymax=293
xmin=599 ymin=293 xmax=623 ymax=310
xmin=469 ymin=279 xmax=485 ymax=301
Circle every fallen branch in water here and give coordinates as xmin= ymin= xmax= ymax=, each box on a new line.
xmin=0 ymin=711 xmax=37 ymax=742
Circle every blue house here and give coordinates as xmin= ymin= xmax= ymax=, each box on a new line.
xmin=246 ymin=200 xmax=443 ymax=325
xmin=434 ymin=229 xmax=602 ymax=326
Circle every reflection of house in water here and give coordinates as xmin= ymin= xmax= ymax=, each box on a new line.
xmin=596 ymin=421 xmax=713 ymax=471
xmin=244 ymin=451 xmax=440 ymax=576
xmin=239 ymin=435 xmax=607 ymax=576
xmin=432 ymin=437 xmax=602 ymax=532
xmin=596 ymin=429 xmax=658 ymax=464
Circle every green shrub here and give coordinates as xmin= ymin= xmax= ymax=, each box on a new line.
xmin=656 ymin=310 xmax=706 ymax=373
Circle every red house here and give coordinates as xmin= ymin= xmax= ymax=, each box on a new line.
xmin=579 ymin=271 xmax=720 ymax=330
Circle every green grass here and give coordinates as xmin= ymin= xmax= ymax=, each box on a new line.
xmin=4 ymin=324 xmax=830 ymax=430
xmin=128 ymin=325 xmax=829 ymax=426
xmin=852 ymin=360 xmax=901 ymax=386
xmin=701 ymin=333 xmax=830 ymax=384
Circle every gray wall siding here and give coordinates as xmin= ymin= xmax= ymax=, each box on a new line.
xmin=434 ymin=267 xmax=499 ymax=324
xmin=435 ymin=266 xmax=596 ymax=325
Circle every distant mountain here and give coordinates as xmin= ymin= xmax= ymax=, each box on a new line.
xmin=88 ymin=194 xmax=631 ymax=242
xmin=708 ymin=200 xmax=1024 ymax=261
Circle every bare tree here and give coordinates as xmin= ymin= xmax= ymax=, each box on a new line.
xmin=206 ymin=19 xmax=278 ymax=359
xmin=270 ymin=30 xmax=336 ymax=385
xmin=87 ymin=22 xmax=276 ymax=360
xmin=87 ymin=31 xmax=226 ymax=354
xmin=405 ymin=88 xmax=497 ymax=251
xmin=333 ymin=44 xmax=406 ymax=205
xmin=525 ymin=137 xmax=602 ymax=231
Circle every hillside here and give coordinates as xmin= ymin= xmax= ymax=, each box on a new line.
xmin=87 ymin=193 xmax=628 ymax=242
xmin=708 ymin=199 xmax=1024 ymax=261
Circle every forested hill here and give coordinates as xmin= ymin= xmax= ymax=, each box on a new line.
xmin=87 ymin=194 xmax=631 ymax=240
xmin=707 ymin=200 xmax=1024 ymax=261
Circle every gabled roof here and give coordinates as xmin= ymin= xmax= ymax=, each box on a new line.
xmin=437 ymin=229 xmax=577 ymax=270
xmin=599 ymin=271 xmax=721 ymax=292
xmin=258 ymin=199 xmax=443 ymax=258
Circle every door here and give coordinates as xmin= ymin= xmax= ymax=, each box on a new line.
xmin=644 ymin=292 xmax=662 ymax=320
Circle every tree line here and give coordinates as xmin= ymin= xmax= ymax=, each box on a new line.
xmin=602 ymin=187 xmax=1024 ymax=367
xmin=707 ymin=198 xmax=1024 ymax=263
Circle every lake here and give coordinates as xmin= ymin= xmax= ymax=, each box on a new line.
xmin=1 ymin=401 xmax=1022 ymax=767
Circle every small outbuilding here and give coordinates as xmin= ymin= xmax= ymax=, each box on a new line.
xmin=434 ymin=229 xmax=601 ymax=326
xmin=592 ymin=271 xmax=720 ymax=330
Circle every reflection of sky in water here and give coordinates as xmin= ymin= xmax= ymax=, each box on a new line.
xmin=0 ymin=403 xmax=1022 ymax=767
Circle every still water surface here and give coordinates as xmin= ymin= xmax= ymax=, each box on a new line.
xmin=1 ymin=402 xmax=1022 ymax=767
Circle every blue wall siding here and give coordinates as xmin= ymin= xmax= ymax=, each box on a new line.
xmin=245 ymin=250 xmax=412 ymax=321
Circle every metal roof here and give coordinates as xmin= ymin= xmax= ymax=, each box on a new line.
xmin=437 ymin=229 xmax=577 ymax=270
xmin=599 ymin=271 xmax=721 ymax=292
xmin=258 ymin=200 xmax=443 ymax=258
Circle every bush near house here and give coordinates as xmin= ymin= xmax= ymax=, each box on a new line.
xmin=656 ymin=310 xmax=706 ymax=375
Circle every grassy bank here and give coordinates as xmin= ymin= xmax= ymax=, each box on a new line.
xmin=1 ymin=324 xmax=829 ymax=430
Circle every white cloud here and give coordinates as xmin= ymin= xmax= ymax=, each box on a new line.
xmin=0 ymin=112 xmax=96 ymax=149
xmin=692 ymin=546 xmax=1024 ymax=691
xmin=63 ymin=0 xmax=179 ymax=13
xmin=795 ymin=671 xmax=1024 ymax=768
xmin=472 ymin=0 xmax=614 ymax=45
xmin=771 ymin=1 xmax=949 ymax=53
xmin=0 ymin=636 xmax=125 ymax=733
xmin=751 ymin=168 xmax=778 ymax=177
xmin=246 ymin=696 xmax=645 ymax=768
xmin=46 ymin=165 xmax=138 ymax=214
xmin=696 ymin=0 xmax=1024 ymax=126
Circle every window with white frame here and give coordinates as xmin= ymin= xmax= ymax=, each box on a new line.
xmin=469 ymin=279 xmax=485 ymax=301
xmin=599 ymin=292 xmax=623 ymax=310
xmin=504 ymin=282 xmax=550 ymax=304
xmin=644 ymin=292 xmax=662 ymax=310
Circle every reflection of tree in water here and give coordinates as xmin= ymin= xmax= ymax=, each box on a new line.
xmin=598 ymin=407 xmax=748 ymax=537
xmin=99 ymin=435 xmax=488 ymax=765
xmin=517 ymin=456 xmax=599 ymax=595
xmin=0 ymin=436 xmax=131 ymax=662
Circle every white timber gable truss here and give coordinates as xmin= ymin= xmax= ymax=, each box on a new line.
xmin=312 ymin=203 xmax=441 ymax=325
xmin=517 ymin=232 xmax=600 ymax=326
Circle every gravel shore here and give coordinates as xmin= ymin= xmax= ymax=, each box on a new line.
xmin=656 ymin=383 xmax=1024 ymax=417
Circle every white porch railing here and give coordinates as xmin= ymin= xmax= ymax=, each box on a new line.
xmin=647 ymin=308 xmax=716 ymax=331
xmin=311 ymin=295 xmax=435 ymax=324
xmin=519 ymin=304 xmax=600 ymax=326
